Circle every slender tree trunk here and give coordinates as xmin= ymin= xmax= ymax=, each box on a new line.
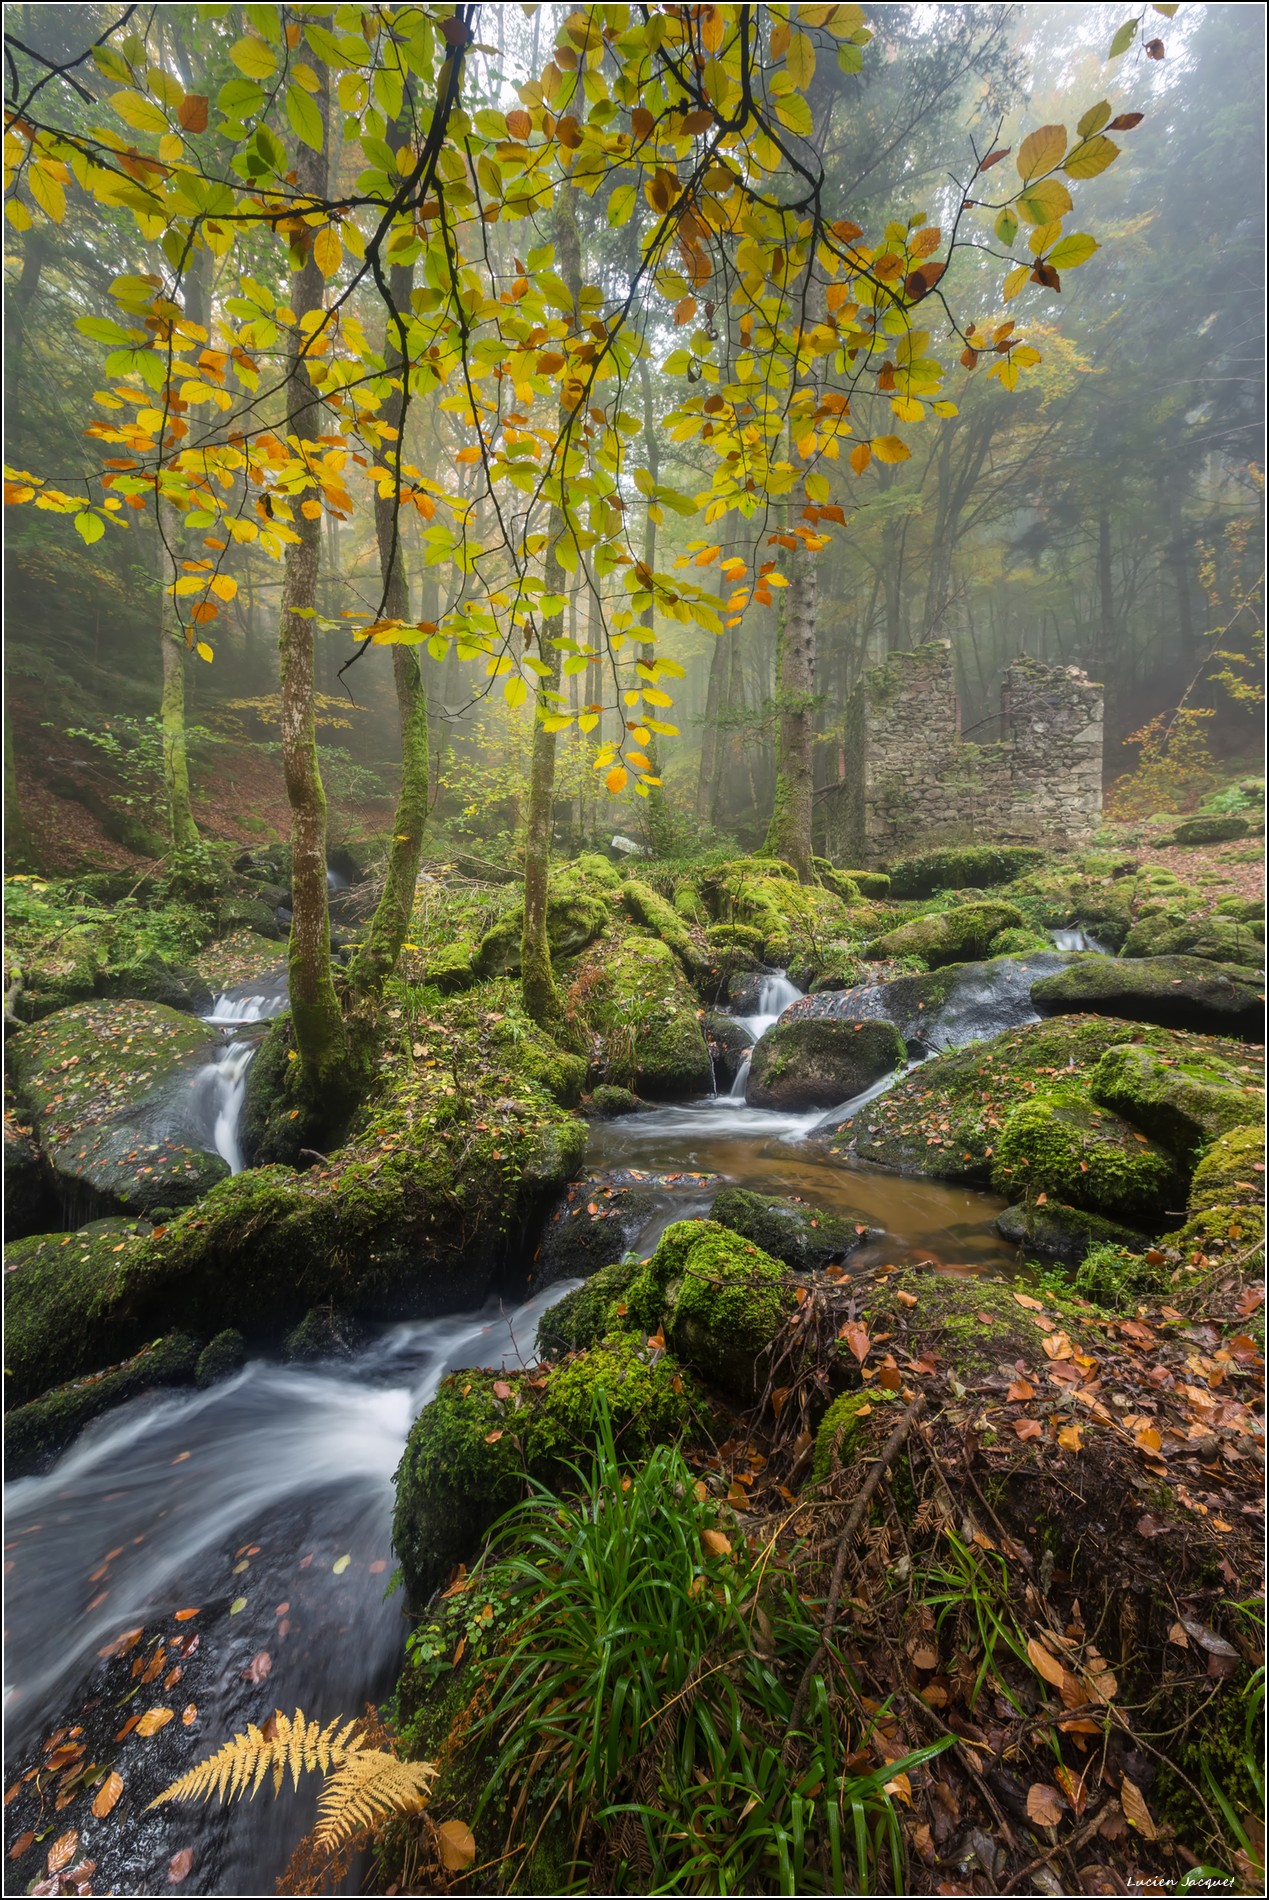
xmin=278 ymin=76 xmax=348 ymax=1094
xmin=763 ymin=531 xmax=817 ymax=880
xmin=521 ymin=189 xmax=581 ymax=1024
xmin=697 ymin=632 xmax=727 ymax=826
xmin=158 ymin=245 xmax=210 ymax=851
xmin=348 ymin=241 xmax=430 ymax=999
xmin=635 ymin=354 xmax=673 ymax=854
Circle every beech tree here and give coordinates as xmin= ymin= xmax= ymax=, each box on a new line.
xmin=3 ymin=0 xmax=1164 ymax=1077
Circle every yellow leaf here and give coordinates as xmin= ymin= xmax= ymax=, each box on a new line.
xmin=195 ymin=641 xmax=214 ymax=663
xmin=229 ymin=35 xmax=278 ymax=80
xmin=605 ymin=766 xmax=628 ymax=795
xmin=1064 ymin=135 xmax=1120 ymax=179
xmin=209 ymin=573 xmax=237 ymax=602
xmin=1016 ymin=123 xmax=1067 ymax=183
xmin=136 ymin=1707 xmax=175 ymax=1737
xmin=313 ymin=227 xmax=342 ymax=279
xmin=1017 ymin=177 xmax=1073 ymax=225
xmin=1003 ymin=265 xmax=1029 ymax=302
xmin=849 ymin=441 xmax=871 ymax=475
xmin=871 ymin=435 xmax=910 ymax=466
xmin=786 ymin=29 xmax=816 ymax=86
xmin=28 ymin=164 xmax=67 ymax=223
xmin=110 ymin=88 xmax=169 ymax=134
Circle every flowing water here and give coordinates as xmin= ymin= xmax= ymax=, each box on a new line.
xmin=728 ymin=971 xmax=803 ymax=1097
xmin=188 ymin=974 xmax=290 ymax=1175
xmin=4 ymin=965 xmax=1022 ymax=1892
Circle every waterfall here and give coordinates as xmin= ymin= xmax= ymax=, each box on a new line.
xmin=729 ymin=971 xmax=803 ymax=1098
xmin=195 ymin=972 xmax=289 ymax=1174
xmin=1050 ymin=927 xmax=1107 ymax=954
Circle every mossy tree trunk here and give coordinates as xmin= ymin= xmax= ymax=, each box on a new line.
xmin=158 ymin=245 xmax=209 ymax=853
xmin=521 ymin=189 xmax=582 ymax=1026
xmin=278 ymin=77 xmax=350 ymax=1101
xmin=763 ymin=526 xmax=817 ymax=881
xmin=636 ymin=352 xmax=674 ymax=856
xmin=347 ymin=240 xmax=429 ymax=1000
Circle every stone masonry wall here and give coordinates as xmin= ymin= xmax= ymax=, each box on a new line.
xmin=825 ymin=641 xmax=1103 ymax=867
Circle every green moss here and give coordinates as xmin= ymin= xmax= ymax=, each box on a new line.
xmin=1169 ymin=1202 xmax=1264 ymax=1269
xmin=988 ymin=926 xmax=1053 ymax=957
xmin=747 ymin=1016 xmax=905 ymax=1112
xmin=1122 ymin=908 xmax=1264 ymax=969
xmin=810 ymin=861 xmax=861 ymax=905
xmin=195 ymin=1328 xmax=245 ymax=1386
xmin=1031 ymin=953 xmax=1263 ymax=1039
xmin=992 ymin=1091 xmax=1182 ymax=1222
xmin=1188 ymin=1124 xmax=1264 ymax=1212
xmin=588 ymin=1084 xmax=643 ymax=1118
xmin=1089 ymin=1041 xmax=1263 ymax=1158
xmin=995 ymin=1199 xmax=1147 ymax=1264
xmin=673 ymin=881 xmax=708 ymax=926
xmin=567 ymin=931 xmax=712 ymax=1098
xmin=1072 ymin=1242 xmax=1165 ymax=1308
xmin=621 ymin=878 xmax=709 ymax=977
xmin=473 ymin=858 xmax=617 ymax=978
xmin=863 ymin=901 xmax=1026 ymax=968
xmin=705 ymin=921 xmax=765 ymax=956
xmin=538 ymin=1259 xmax=644 ymax=1353
xmin=664 ymin=1224 xmax=792 ymax=1397
xmin=710 ymin=1186 xmax=873 ymax=1271
xmin=3 ymin=1332 xmax=199 ymax=1476
xmin=1166 ymin=814 xmax=1258 ymax=846
xmin=890 ymin=846 xmax=1045 ymax=898
xmin=392 ymin=1336 xmax=697 ymax=1604
xmin=811 ymin=1389 xmax=887 ymax=1484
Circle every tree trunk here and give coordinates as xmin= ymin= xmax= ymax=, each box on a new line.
xmin=697 ymin=631 xmax=727 ymax=826
xmin=158 ymin=245 xmax=209 ymax=851
xmin=635 ymin=354 xmax=673 ymax=854
xmin=348 ymin=245 xmax=430 ymax=1000
xmin=763 ymin=532 xmax=817 ymax=880
xmin=521 ymin=189 xmax=582 ymax=1025
xmin=278 ymin=76 xmax=348 ymax=1095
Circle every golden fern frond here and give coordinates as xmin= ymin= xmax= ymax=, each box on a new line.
xmin=147 ymin=1709 xmax=365 ymax=1812
xmin=313 ymin=1750 xmax=438 ymax=1852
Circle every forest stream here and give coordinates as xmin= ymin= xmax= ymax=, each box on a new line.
xmin=4 ymin=968 xmax=1024 ymax=1895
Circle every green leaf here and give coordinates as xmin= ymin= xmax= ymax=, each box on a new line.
xmin=77 ymin=315 xmax=135 ymax=345
xmin=218 ymin=77 xmax=265 ymax=119
xmin=773 ymin=91 xmax=813 ymax=137
xmin=1077 ymin=100 xmax=1112 ymax=137
xmin=607 ymin=182 xmax=637 ymax=228
xmin=994 ymin=207 xmax=1018 ymax=246
xmin=229 ymin=35 xmax=278 ymax=80
xmin=74 ymin=512 xmax=104 ymax=545
xmin=285 ymin=81 xmax=324 ymax=151
xmin=1064 ymin=135 xmax=1120 ymax=179
xmin=1108 ymin=18 xmax=1140 ymax=59
xmin=1046 ymin=232 xmax=1099 ymax=269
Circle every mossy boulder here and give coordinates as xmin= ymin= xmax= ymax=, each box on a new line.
xmin=811 ymin=864 xmax=861 ymax=905
xmin=988 ymin=926 xmax=1053 ymax=957
xmin=995 ymin=1200 xmax=1148 ymax=1264
xmin=991 ymin=1093 xmax=1182 ymax=1223
xmin=537 ymin=1257 xmax=647 ymax=1356
xmin=710 ymin=1187 xmax=876 ymax=1271
xmin=1187 ymin=1125 xmax=1264 ymax=1214
xmin=568 ymin=931 xmax=712 ymax=1098
xmin=673 ymin=881 xmax=708 ymax=926
xmin=473 ymin=857 xmax=617 ymax=977
xmin=1120 ymin=910 xmax=1263 ymax=969
xmin=620 ymin=879 xmax=710 ymax=978
xmin=1089 ymin=1041 xmax=1264 ymax=1158
xmin=3 ymin=1332 xmax=200 ymax=1478
xmin=863 ymin=901 xmax=1026 ymax=969
xmin=392 ymin=1334 xmax=697 ymax=1605
xmin=532 ymin=1173 xmax=666 ymax=1287
xmin=195 ymin=1328 xmax=245 ymax=1386
xmin=705 ymin=922 xmax=765 ymax=958
xmin=746 ymin=1016 xmax=905 ymax=1112
xmin=587 ymin=1084 xmax=645 ymax=1118
xmin=661 ymin=1221 xmax=794 ymax=1399
xmin=4 ymin=1218 xmax=168 ymax=1408
xmin=216 ymin=895 xmax=282 ymax=940
xmin=702 ymin=862 xmax=851 ymax=964
xmin=812 ymin=1389 xmax=889 ymax=1484
xmin=7 ymin=1000 xmax=229 ymax=1219
xmin=1166 ymin=814 xmax=1258 ymax=846
xmin=1031 ymin=954 xmax=1263 ymax=1039
xmin=889 ymin=846 xmax=1044 ymax=898
xmin=3 ymin=1101 xmax=56 ymax=1240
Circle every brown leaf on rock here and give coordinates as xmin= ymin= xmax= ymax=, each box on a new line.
xmin=136 ymin=1706 xmax=174 ymax=1737
xmin=436 ymin=1820 xmax=476 ymax=1872
xmin=91 ymin=1770 xmax=124 ymax=1819
xmin=47 ymin=1831 xmax=79 ymax=1876
xmin=168 ymin=1847 xmax=195 ymax=1883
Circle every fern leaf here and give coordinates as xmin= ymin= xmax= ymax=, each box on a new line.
xmin=147 ymin=1709 xmax=365 ymax=1813
xmin=313 ymin=1751 xmax=437 ymax=1852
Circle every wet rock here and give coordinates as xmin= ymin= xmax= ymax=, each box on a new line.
xmin=710 ymin=1186 xmax=878 ymax=1271
xmin=993 ymin=1094 xmax=1183 ymax=1224
xmin=3 ymin=1103 xmax=57 ymax=1241
xmin=703 ymin=1012 xmax=752 ymax=1089
xmin=863 ymin=901 xmax=1026 ymax=969
xmin=786 ymin=953 xmax=1071 ymax=1055
xmin=1031 ymin=954 xmax=1264 ymax=1038
xmin=195 ymin=1328 xmax=245 ymax=1386
xmin=7 ymin=1000 xmax=230 ymax=1220
xmin=532 ymin=1173 xmax=667 ymax=1288
xmin=747 ymin=1016 xmax=905 ymax=1112
xmin=284 ymin=1305 xmax=365 ymax=1362
xmin=995 ymin=1200 xmax=1149 ymax=1264
xmin=3 ymin=1333 xmax=200 ymax=1478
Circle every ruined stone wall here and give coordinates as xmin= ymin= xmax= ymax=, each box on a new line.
xmin=824 ymin=642 xmax=1103 ymax=867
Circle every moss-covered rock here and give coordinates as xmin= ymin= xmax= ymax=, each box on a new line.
xmin=662 ymin=1222 xmax=793 ymax=1399
xmin=1031 ymin=954 xmax=1263 ymax=1039
xmin=532 ymin=1173 xmax=665 ymax=1287
xmin=835 ymin=869 xmax=891 ymax=899
xmin=995 ymin=1200 xmax=1148 ymax=1264
xmin=392 ymin=1334 xmax=697 ymax=1605
xmin=702 ymin=1012 xmax=752 ymax=1090
xmin=473 ymin=857 xmax=617 ymax=978
xmin=863 ymin=901 xmax=1026 ymax=969
xmin=536 ymin=1257 xmax=646 ymax=1355
xmin=704 ymin=922 xmax=765 ymax=957
xmin=620 ymin=879 xmax=710 ymax=978
xmin=566 ymin=931 xmax=712 ymax=1098
xmin=284 ymin=1305 xmax=365 ymax=1361
xmin=988 ymin=926 xmax=1053 ymax=957
xmin=710 ymin=1187 xmax=876 ymax=1271
xmin=811 ymin=1388 xmax=889 ymax=1484
xmin=1165 ymin=814 xmax=1258 ymax=846
xmin=195 ymin=1329 xmax=245 ymax=1387
xmin=991 ymin=1093 xmax=1182 ymax=1223
xmin=3 ymin=1332 xmax=200 ymax=1477
xmin=673 ymin=881 xmax=708 ymax=926
xmin=7 ymin=1000 xmax=229 ymax=1218
xmin=1120 ymin=910 xmax=1264 ymax=969
xmin=1089 ymin=1041 xmax=1264 ymax=1158
xmin=810 ymin=863 xmax=861 ymax=905
xmin=889 ymin=846 xmax=1045 ymax=898
xmin=3 ymin=1099 xmax=56 ymax=1240
xmin=216 ymin=895 xmax=282 ymax=939
xmin=1187 ymin=1124 xmax=1264 ymax=1213
xmin=701 ymin=861 xmax=852 ymax=965
xmin=587 ymin=1084 xmax=645 ymax=1118
xmin=747 ymin=1015 xmax=905 ymax=1112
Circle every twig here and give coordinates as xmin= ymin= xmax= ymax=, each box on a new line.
xmin=785 ymin=1392 xmax=928 ymax=1740
xmin=999 ymin=1799 xmax=1109 ymax=1893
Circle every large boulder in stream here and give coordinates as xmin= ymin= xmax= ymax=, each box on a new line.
xmin=862 ymin=901 xmax=1026 ymax=969
xmin=784 ymin=952 xmax=1071 ymax=1055
xmin=709 ymin=1187 xmax=879 ymax=1270
xmin=6 ymin=1000 xmax=229 ymax=1220
xmin=4 ymin=1332 xmax=200 ymax=1478
xmin=746 ymin=1015 xmax=905 ymax=1112
xmin=825 ymin=1014 xmax=1264 ymax=1241
xmin=1031 ymin=954 xmax=1264 ymax=1039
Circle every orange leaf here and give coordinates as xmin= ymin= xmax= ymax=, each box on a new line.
xmin=1120 ymin=1776 xmax=1157 ymax=1839
xmin=1057 ymin=1424 xmax=1083 ymax=1452
xmin=702 ymin=1529 xmax=732 ymax=1557
xmin=136 ymin=1707 xmax=174 ymax=1737
xmin=605 ymin=765 xmax=628 ymax=795
xmin=840 ymin=1321 xmax=870 ymax=1364
xmin=1006 ymin=1378 xmax=1035 ymax=1402
xmin=92 ymin=1771 xmax=123 ymax=1819
xmin=1014 ymin=1418 xmax=1043 ymax=1440
xmin=895 ymin=1289 xmax=918 ymax=1307
xmin=47 ymin=1832 xmax=79 ymax=1876
xmin=1026 ymin=1783 xmax=1065 ymax=1828
xmin=436 ymin=1821 xmax=476 ymax=1872
xmin=178 ymin=94 xmax=209 ymax=134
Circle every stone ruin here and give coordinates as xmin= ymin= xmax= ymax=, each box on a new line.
xmin=824 ymin=640 xmax=1104 ymax=867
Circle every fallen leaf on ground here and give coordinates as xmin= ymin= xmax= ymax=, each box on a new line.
xmin=436 ymin=1821 xmax=476 ymax=1871
xmin=91 ymin=1771 xmax=123 ymax=1819
xmin=168 ymin=1847 xmax=195 ymax=1883
xmin=136 ymin=1707 xmax=174 ymax=1737
xmin=1026 ymin=1782 xmax=1064 ymax=1827
xmin=1120 ymin=1776 xmax=1157 ymax=1839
